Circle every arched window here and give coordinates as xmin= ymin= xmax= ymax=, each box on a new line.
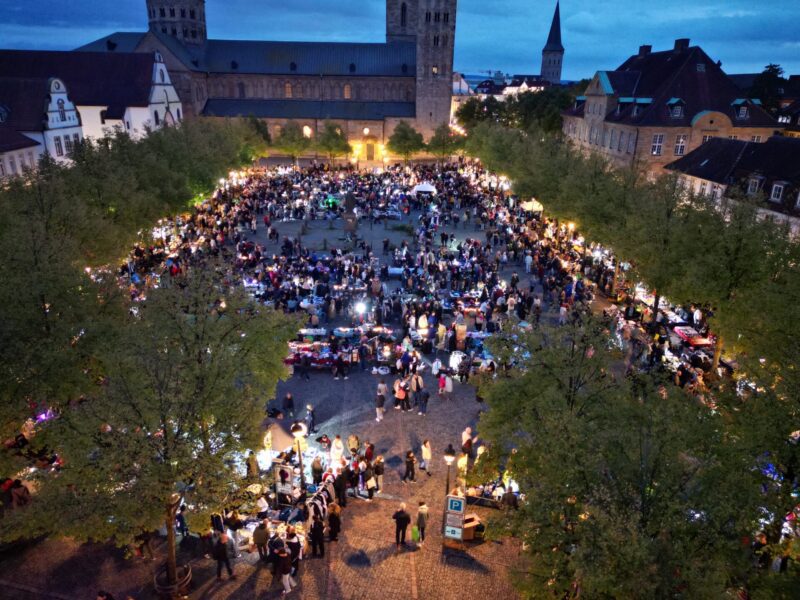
xmin=344 ymin=84 xmax=352 ymax=100
xmin=57 ymin=99 xmax=66 ymax=121
xmin=159 ymin=69 xmax=165 ymax=83
xmin=284 ymin=82 xmax=292 ymax=99
xmin=238 ymin=82 xmax=246 ymax=98
xmin=154 ymin=110 xmax=160 ymax=126
xmin=401 ymin=3 xmax=407 ymax=27
xmin=349 ymin=63 xmax=356 ymax=73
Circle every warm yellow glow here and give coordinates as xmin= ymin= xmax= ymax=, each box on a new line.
xmin=363 ymin=127 xmax=370 ymax=136
xmin=568 ymin=222 xmax=575 ymax=231
xmin=302 ymin=126 xmax=313 ymax=138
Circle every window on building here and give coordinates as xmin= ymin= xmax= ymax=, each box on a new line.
xmin=169 ymin=7 xmax=175 ymax=17
xmin=650 ymin=133 xmax=664 ymax=156
xmin=444 ymin=12 xmax=449 ymax=22
xmin=73 ymin=133 xmax=80 ymax=147
xmin=401 ymin=3 xmax=407 ymax=27
xmin=738 ymin=106 xmax=749 ymax=119
xmin=302 ymin=125 xmax=313 ymax=138
xmin=349 ymin=63 xmax=356 ymax=73
xmin=699 ymin=181 xmax=707 ymax=196
xmin=64 ymin=136 xmax=73 ymax=155
xmin=160 ymin=7 xmax=166 ymax=17
xmin=696 ymin=63 xmax=706 ymax=72
xmin=674 ymin=134 xmax=687 ymax=156
xmin=20 ymin=153 xmax=27 ymax=169
xmin=771 ymin=183 xmax=785 ymax=202
xmin=618 ymin=131 xmax=626 ymax=152
xmin=751 ymin=135 xmax=762 ymax=142
xmin=190 ymin=9 xmax=196 ymax=19
xmin=162 ymin=27 xmax=167 ymax=34
xmin=57 ymin=99 xmax=66 ymax=121
xmin=344 ymin=84 xmax=352 ymax=100
xmin=671 ymin=105 xmax=684 ymax=118
xmin=747 ymin=178 xmax=761 ymax=195
xmin=177 ymin=108 xmax=182 ymax=121
xmin=9 ymin=156 xmax=16 ymax=174
xmin=434 ymin=12 xmax=440 ymax=22
xmin=433 ymin=35 xmax=439 ymax=47
xmin=425 ymin=11 xmax=431 ymax=22
xmin=610 ymin=129 xmax=617 ymax=150
xmin=602 ymin=129 xmax=609 ymax=147
xmin=442 ymin=34 xmax=448 ymax=46
xmin=589 ymin=126 xmax=596 ymax=144
xmin=171 ymin=27 xmax=177 ymax=36
xmin=154 ymin=110 xmax=160 ymax=126
xmin=191 ymin=29 xmax=197 ymax=38
xmin=54 ymin=136 xmax=63 ymax=157
xmin=181 ymin=8 xmax=186 ymax=17
xmin=285 ymin=82 xmax=293 ymax=98
xmin=728 ymin=135 xmax=739 ymax=140
xmin=702 ymin=135 xmax=713 ymax=143
xmin=627 ymin=134 xmax=636 ymax=154
xmin=431 ymin=66 xmax=439 ymax=77
xmin=290 ymin=62 xmax=297 ymax=72
xmin=126 ymin=121 xmax=131 ymax=130
xmin=183 ymin=28 xmax=188 ymax=38
xmin=238 ymin=82 xmax=246 ymax=98
xmin=0 ymin=161 xmax=5 ymax=177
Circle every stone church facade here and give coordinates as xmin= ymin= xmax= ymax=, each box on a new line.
xmin=79 ymin=0 xmax=457 ymax=160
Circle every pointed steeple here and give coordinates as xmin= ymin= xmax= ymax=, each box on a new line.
xmin=543 ymin=1 xmax=564 ymax=53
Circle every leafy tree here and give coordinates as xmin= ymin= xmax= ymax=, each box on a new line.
xmin=749 ymin=64 xmax=786 ymax=114
xmin=387 ymin=120 xmax=425 ymax=164
xmin=273 ymin=122 xmax=311 ymax=163
xmin=315 ymin=121 xmax=352 ymax=164
xmin=506 ymin=87 xmax=575 ymax=133
xmin=456 ymin=96 xmax=506 ymax=131
xmin=247 ymin=116 xmax=272 ymax=148
xmin=0 ymin=264 xmax=297 ymax=586
xmin=426 ymin=123 xmax=464 ymax=164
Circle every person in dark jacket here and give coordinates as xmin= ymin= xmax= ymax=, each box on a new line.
xmin=277 ymin=547 xmax=296 ymax=594
xmin=327 ymin=503 xmax=342 ymax=541
xmin=392 ymin=503 xmax=412 ymax=548
xmin=285 ymin=526 xmax=302 ymax=576
xmin=304 ymin=404 xmax=316 ymax=434
xmin=252 ymin=519 xmax=269 ymax=561
xmin=213 ymin=533 xmax=235 ymax=580
xmin=333 ymin=465 xmax=348 ymax=507
xmin=311 ymin=456 xmax=324 ymax=485
xmin=401 ymin=451 xmax=417 ymax=483
xmin=310 ymin=515 xmax=325 ymax=558
xmin=282 ymin=392 xmax=295 ymax=418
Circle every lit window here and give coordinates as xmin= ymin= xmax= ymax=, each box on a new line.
xmin=54 ymin=136 xmax=63 ymax=157
xmin=431 ymin=66 xmax=439 ymax=77
xmin=650 ymin=133 xmax=664 ymax=156
xmin=302 ymin=126 xmax=313 ymax=138
xmin=751 ymin=135 xmax=762 ymax=142
xmin=738 ymin=106 xmax=749 ymax=119
xmin=747 ymin=179 xmax=760 ymax=195
xmin=674 ymin=134 xmax=687 ymax=156
xmin=344 ymin=84 xmax=352 ymax=100
xmin=285 ymin=83 xmax=292 ymax=98
xmin=771 ymin=183 xmax=784 ymax=202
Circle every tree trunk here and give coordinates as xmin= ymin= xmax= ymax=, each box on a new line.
xmin=712 ymin=334 xmax=723 ymax=372
xmin=650 ymin=292 xmax=661 ymax=333
xmin=610 ymin=262 xmax=621 ymax=296
xmin=165 ymin=505 xmax=178 ymax=585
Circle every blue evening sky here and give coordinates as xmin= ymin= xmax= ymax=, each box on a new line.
xmin=2 ymin=0 xmax=798 ymax=79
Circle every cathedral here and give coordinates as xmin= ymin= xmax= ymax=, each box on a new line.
xmin=80 ymin=0 xmax=457 ymax=160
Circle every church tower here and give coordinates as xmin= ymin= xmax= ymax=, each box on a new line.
xmin=387 ymin=0 xmax=457 ymax=137
xmin=146 ymin=0 xmax=207 ymax=45
xmin=540 ymin=1 xmax=564 ymax=84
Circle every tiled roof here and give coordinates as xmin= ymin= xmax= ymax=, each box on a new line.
xmin=0 ymin=77 xmax=49 ymax=153
xmin=665 ymin=136 xmax=800 ymax=187
xmin=78 ymin=31 xmax=416 ymax=78
xmin=0 ymin=50 xmax=155 ymax=108
xmin=202 ymin=99 xmax=415 ymax=120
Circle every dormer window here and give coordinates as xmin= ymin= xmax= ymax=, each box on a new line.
xmin=696 ymin=63 xmax=706 ymax=72
xmin=738 ymin=106 xmax=749 ymax=119
xmin=671 ymin=105 xmax=684 ymax=118
xmin=770 ymin=183 xmax=785 ymax=203
xmin=747 ymin=177 xmax=762 ymax=195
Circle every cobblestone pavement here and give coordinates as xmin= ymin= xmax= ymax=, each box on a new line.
xmin=0 ymin=203 xmax=529 ymax=599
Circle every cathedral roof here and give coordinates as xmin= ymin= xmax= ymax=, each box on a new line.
xmin=0 ymin=77 xmax=52 ymax=152
xmin=542 ymin=2 xmax=564 ymax=53
xmin=0 ymin=50 xmax=156 ymax=110
xmin=79 ymin=32 xmax=417 ymax=78
xmin=202 ymin=99 xmax=415 ymax=120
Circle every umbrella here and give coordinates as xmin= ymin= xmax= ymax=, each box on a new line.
xmin=412 ymin=183 xmax=437 ymax=195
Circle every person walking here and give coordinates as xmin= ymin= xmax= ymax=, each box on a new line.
xmin=310 ymin=515 xmax=325 ymax=558
xmin=252 ymin=519 xmax=269 ymax=562
xmin=420 ymin=440 xmax=433 ymax=476
xmin=213 ymin=533 xmax=236 ymax=581
xmin=327 ymin=503 xmax=342 ymax=541
xmin=277 ymin=546 xmax=296 ymax=595
xmin=416 ymin=502 xmax=429 ymax=545
xmin=374 ymin=455 xmax=385 ymax=493
xmin=304 ymin=404 xmax=316 ymax=434
xmin=401 ymin=450 xmax=417 ymax=484
xmin=393 ymin=503 xmax=411 ymax=548
xmin=375 ymin=379 xmax=388 ymax=422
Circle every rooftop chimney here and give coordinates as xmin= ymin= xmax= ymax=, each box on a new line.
xmin=674 ymin=38 xmax=690 ymax=52
xmin=638 ymin=45 xmax=652 ymax=57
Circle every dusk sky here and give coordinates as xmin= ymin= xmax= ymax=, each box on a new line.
xmin=3 ymin=0 xmax=798 ymax=79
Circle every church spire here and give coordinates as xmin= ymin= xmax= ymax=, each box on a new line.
xmin=543 ymin=1 xmax=563 ymax=53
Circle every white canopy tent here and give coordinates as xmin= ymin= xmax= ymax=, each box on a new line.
xmin=412 ymin=183 xmax=437 ymax=195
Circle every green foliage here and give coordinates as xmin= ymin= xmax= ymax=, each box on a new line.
xmin=387 ymin=120 xmax=425 ymax=163
xmin=315 ymin=121 xmax=352 ymax=162
xmin=247 ymin=116 xmax=272 ymax=147
xmin=457 ymin=87 xmax=578 ymax=134
xmin=426 ymin=123 xmax=465 ymax=162
xmin=748 ymin=64 xmax=786 ymax=114
xmin=273 ymin=121 xmax=311 ymax=162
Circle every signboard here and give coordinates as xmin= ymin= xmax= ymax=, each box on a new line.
xmin=447 ymin=496 xmax=466 ymax=514
xmin=274 ymin=463 xmax=293 ymax=495
xmin=446 ymin=513 xmax=465 ymax=528
xmin=444 ymin=526 xmax=463 ymax=540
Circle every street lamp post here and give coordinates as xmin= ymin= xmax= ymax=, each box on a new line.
xmin=291 ymin=421 xmax=308 ymax=490
xmin=443 ymin=444 xmax=457 ymax=535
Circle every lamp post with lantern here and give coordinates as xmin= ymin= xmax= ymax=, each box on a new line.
xmin=444 ymin=443 xmax=456 ymax=496
xmin=290 ymin=421 xmax=308 ymax=490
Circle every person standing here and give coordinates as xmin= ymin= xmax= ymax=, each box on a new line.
xmin=282 ymin=393 xmax=295 ymax=418
xmin=461 ymin=427 xmax=478 ymax=459
xmin=418 ymin=389 xmax=430 ymax=416
xmin=304 ymin=404 xmax=316 ymax=434
xmin=310 ymin=515 xmax=325 ymax=558
xmin=327 ymin=503 xmax=342 ymax=541
xmin=416 ymin=502 xmax=429 ymax=545
xmin=277 ymin=546 xmax=296 ymax=595
xmin=401 ymin=451 xmax=417 ymax=484
xmin=410 ymin=371 xmax=424 ymax=409
xmin=213 ymin=534 xmax=235 ymax=581
xmin=420 ymin=440 xmax=433 ymax=476
xmin=252 ymin=519 xmax=269 ymax=562
xmin=311 ymin=456 xmax=324 ymax=485
xmin=393 ymin=503 xmax=411 ymax=548
xmin=334 ymin=462 xmax=348 ymax=507
xmin=330 ymin=434 xmax=345 ymax=465
xmin=364 ymin=460 xmax=376 ymax=501
xmin=286 ymin=526 xmax=302 ymax=577
xmin=376 ymin=379 xmax=388 ymax=422
xmin=374 ymin=455 xmax=385 ymax=493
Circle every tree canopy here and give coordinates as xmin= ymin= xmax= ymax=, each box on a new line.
xmin=387 ymin=120 xmax=425 ymax=163
xmin=315 ymin=121 xmax=352 ymax=163
xmin=273 ymin=122 xmax=311 ymax=162
xmin=426 ymin=123 xmax=465 ymax=163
